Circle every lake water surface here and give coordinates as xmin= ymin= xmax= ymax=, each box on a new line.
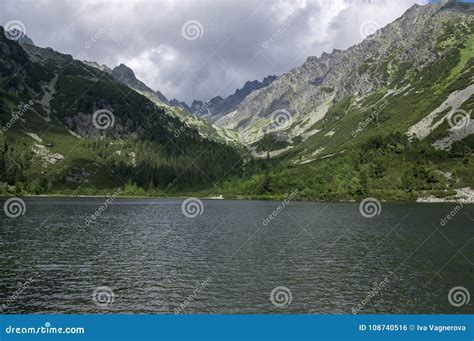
xmin=1 ymin=198 xmax=473 ymax=314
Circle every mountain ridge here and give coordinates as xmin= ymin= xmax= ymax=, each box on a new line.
xmin=190 ymin=75 xmax=277 ymax=121
xmin=213 ymin=1 xmax=463 ymax=145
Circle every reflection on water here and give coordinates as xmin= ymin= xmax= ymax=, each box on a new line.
xmin=0 ymin=198 xmax=473 ymax=314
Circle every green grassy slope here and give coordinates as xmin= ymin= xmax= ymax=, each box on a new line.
xmin=0 ymin=28 xmax=244 ymax=197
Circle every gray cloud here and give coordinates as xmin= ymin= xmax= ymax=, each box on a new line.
xmin=1 ymin=0 xmax=426 ymax=103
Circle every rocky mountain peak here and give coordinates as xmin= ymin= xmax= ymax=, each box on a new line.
xmin=111 ymin=63 xmax=136 ymax=82
xmin=18 ymin=33 xmax=35 ymax=46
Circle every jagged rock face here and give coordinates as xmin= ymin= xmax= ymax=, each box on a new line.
xmin=18 ymin=33 xmax=35 ymax=46
xmin=111 ymin=64 xmax=154 ymax=95
xmin=191 ymin=75 xmax=277 ymax=121
xmin=190 ymin=100 xmax=205 ymax=114
xmin=169 ymin=98 xmax=191 ymax=112
xmin=82 ymin=61 xmax=112 ymax=73
xmin=111 ymin=63 xmax=135 ymax=83
xmin=155 ymin=90 xmax=169 ymax=105
xmin=217 ymin=1 xmax=465 ymax=144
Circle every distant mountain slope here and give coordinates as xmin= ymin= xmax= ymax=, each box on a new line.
xmin=217 ymin=1 xmax=474 ymax=151
xmin=190 ymin=75 xmax=276 ymax=122
xmin=82 ymin=61 xmax=239 ymax=145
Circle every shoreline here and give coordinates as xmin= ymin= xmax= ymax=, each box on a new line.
xmin=1 ymin=192 xmax=473 ymax=204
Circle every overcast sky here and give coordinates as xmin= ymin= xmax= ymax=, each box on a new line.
xmin=1 ymin=0 xmax=428 ymax=103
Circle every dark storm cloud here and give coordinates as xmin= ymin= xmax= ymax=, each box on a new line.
xmin=0 ymin=0 xmax=426 ymax=103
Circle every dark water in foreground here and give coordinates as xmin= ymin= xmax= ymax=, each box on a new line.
xmin=1 ymin=198 xmax=473 ymax=314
